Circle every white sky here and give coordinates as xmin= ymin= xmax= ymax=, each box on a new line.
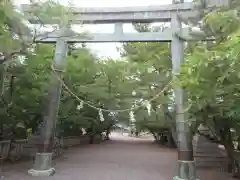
xmin=14 ymin=0 xmax=192 ymax=58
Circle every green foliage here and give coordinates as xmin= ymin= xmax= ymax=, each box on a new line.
xmin=119 ymin=24 xmax=174 ymax=134
xmin=180 ymin=30 xmax=240 ymax=131
xmin=26 ymin=0 xmax=75 ymax=26
xmin=1 ymin=0 xmax=240 ymax=159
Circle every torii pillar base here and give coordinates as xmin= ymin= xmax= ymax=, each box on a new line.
xmin=173 ymin=161 xmax=199 ymax=180
xmin=28 ymin=153 xmax=55 ymax=177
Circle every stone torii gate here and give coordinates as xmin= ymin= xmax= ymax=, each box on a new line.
xmin=21 ymin=0 xmax=229 ymax=179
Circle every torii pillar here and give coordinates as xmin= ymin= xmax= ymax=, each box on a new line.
xmin=28 ymin=27 xmax=69 ymax=177
xmin=171 ymin=0 xmax=197 ymax=179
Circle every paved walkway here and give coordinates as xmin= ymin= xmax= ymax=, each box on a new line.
xmin=1 ymin=133 xmax=235 ymax=180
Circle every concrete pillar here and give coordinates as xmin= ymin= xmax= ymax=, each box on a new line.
xmin=171 ymin=1 xmax=198 ymax=179
xmin=28 ymin=28 xmax=68 ymax=177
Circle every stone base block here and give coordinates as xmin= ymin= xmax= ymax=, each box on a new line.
xmin=28 ymin=152 xmax=55 ymax=176
xmin=28 ymin=168 xmax=55 ymax=177
xmin=173 ymin=160 xmax=199 ymax=180
xmin=173 ymin=176 xmax=199 ymax=180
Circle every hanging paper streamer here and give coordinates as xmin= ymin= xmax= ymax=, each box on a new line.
xmin=109 ymin=112 xmax=115 ymax=116
xmin=129 ymin=111 xmax=135 ymax=122
xmin=132 ymin=91 xmax=136 ymax=96
xmin=147 ymin=103 xmax=152 ymax=116
xmin=144 ymin=100 xmax=151 ymax=116
xmin=81 ymin=128 xmax=87 ymax=135
xmin=147 ymin=67 xmax=154 ymax=73
xmin=99 ymin=109 xmax=105 ymax=122
xmin=76 ymin=101 xmax=84 ymax=110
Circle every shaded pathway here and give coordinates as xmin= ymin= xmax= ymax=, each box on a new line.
xmin=1 ymin=133 xmax=234 ymax=180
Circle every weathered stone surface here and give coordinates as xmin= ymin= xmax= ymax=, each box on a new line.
xmin=33 ymin=153 xmax=52 ymax=170
xmin=173 ymin=161 xmax=199 ymax=180
xmin=28 ymin=153 xmax=55 ymax=177
xmin=28 ymin=168 xmax=55 ymax=177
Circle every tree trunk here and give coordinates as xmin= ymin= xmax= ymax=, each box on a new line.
xmin=106 ymin=125 xmax=112 ymax=140
xmin=237 ymin=136 xmax=240 ymax=151
xmin=0 ymin=125 xmax=3 ymax=141
xmin=89 ymin=134 xmax=94 ymax=144
xmin=0 ymin=64 xmax=8 ymax=96
xmin=220 ymin=127 xmax=234 ymax=172
xmin=151 ymin=132 xmax=158 ymax=141
xmin=106 ymin=130 xmax=110 ymax=140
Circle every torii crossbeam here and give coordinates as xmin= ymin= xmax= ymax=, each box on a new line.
xmin=21 ymin=1 xmax=229 ymax=24
xmin=21 ymin=1 xmax=228 ymax=42
xmin=21 ymin=0 xmax=229 ymax=180
xmin=30 ymin=28 xmax=211 ymax=43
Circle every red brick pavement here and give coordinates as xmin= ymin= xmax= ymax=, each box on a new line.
xmin=1 ymin=134 xmax=235 ymax=180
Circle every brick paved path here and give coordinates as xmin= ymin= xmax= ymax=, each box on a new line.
xmin=1 ymin=133 xmax=235 ymax=180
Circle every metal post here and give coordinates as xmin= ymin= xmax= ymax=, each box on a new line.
xmin=171 ymin=0 xmax=198 ymax=179
xmin=28 ymin=28 xmax=68 ymax=177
